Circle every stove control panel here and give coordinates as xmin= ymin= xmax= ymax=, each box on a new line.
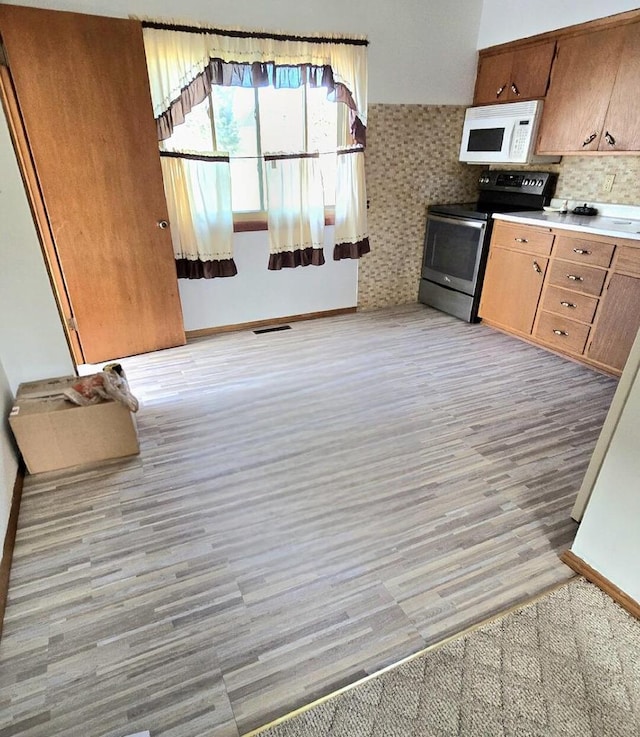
xmin=478 ymin=170 xmax=555 ymax=196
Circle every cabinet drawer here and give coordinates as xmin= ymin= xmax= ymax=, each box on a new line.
xmin=534 ymin=312 xmax=590 ymax=355
xmin=541 ymin=286 xmax=599 ymax=324
xmin=553 ymin=236 xmax=615 ymax=268
xmin=547 ymin=259 xmax=607 ymax=296
xmin=492 ymin=221 xmax=554 ymax=256
xmin=615 ymin=245 xmax=640 ymax=277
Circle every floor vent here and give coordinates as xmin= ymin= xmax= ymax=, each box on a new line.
xmin=253 ymin=325 xmax=292 ymax=335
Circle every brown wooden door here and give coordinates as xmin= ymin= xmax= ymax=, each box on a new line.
xmin=536 ymin=27 xmax=626 ymax=153
xmin=508 ymin=41 xmax=555 ymax=100
xmin=474 ymin=51 xmax=513 ymax=105
xmin=0 ymin=5 xmax=185 ymax=363
xmin=587 ymin=275 xmax=640 ymax=372
xmin=479 ymin=247 xmax=548 ymax=335
xmin=598 ymin=23 xmax=640 ymax=152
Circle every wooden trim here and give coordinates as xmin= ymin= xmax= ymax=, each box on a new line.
xmin=185 ymin=307 xmax=357 ymax=339
xmin=0 ymin=463 xmax=25 ymax=641
xmin=561 ymin=550 xmax=640 ymax=620
xmin=0 ymin=65 xmax=84 ymax=365
xmin=479 ymin=8 xmax=640 ymax=54
xmin=233 ymin=209 xmax=335 ymax=232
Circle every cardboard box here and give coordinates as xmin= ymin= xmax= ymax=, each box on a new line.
xmin=9 ymin=375 xmax=139 ymax=474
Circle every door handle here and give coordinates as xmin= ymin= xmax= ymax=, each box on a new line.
xmin=582 ymin=132 xmax=598 ymax=147
xmin=604 ymin=131 xmax=616 ymax=146
xmin=157 ymin=220 xmax=169 ymax=229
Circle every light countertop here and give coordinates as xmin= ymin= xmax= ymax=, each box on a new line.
xmin=493 ymin=205 xmax=640 ymax=242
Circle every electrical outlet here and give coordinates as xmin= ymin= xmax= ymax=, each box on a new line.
xmin=602 ymin=173 xmax=616 ymax=193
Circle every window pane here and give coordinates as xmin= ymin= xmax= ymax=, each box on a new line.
xmin=258 ymin=86 xmax=305 ymax=153
xmin=211 ymin=86 xmax=261 ymax=212
xmin=162 ymin=97 xmax=214 ymax=153
xmin=307 ymin=87 xmax=339 ymax=207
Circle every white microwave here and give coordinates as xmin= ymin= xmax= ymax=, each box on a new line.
xmin=459 ymin=100 xmax=560 ymax=165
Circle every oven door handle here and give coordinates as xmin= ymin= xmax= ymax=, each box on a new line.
xmin=425 ymin=214 xmax=487 ymax=230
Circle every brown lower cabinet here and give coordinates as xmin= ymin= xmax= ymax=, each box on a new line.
xmin=479 ymin=220 xmax=640 ymax=376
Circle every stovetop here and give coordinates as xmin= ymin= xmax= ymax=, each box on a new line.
xmin=429 ymin=170 xmax=557 ymax=221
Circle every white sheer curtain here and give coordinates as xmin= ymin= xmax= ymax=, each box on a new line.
xmin=264 ymin=153 xmax=325 ymax=270
xmin=334 ymin=147 xmax=369 ymax=260
xmin=160 ymin=153 xmax=236 ymax=278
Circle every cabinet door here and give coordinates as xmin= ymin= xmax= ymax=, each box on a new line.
xmin=587 ymin=275 xmax=640 ymax=372
xmin=599 ymin=23 xmax=640 ymax=151
xmin=0 ymin=5 xmax=185 ymax=363
xmin=474 ymin=51 xmax=513 ymax=105
xmin=536 ymin=27 xmax=626 ymax=153
xmin=479 ymin=247 xmax=548 ymax=335
xmin=508 ymin=41 xmax=555 ymax=100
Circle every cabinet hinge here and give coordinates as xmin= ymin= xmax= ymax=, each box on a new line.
xmin=66 ymin=316 xmax=78 ymax=331
xmin=0 ymin=43 xmax=8 ymax=68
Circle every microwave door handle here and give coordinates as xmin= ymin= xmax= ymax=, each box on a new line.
xmin=505 ymin=122 xmax=516 ymax=158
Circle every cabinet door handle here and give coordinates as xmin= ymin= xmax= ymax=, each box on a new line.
xmin=582 ymin=132 xmax=598 ymax=146
xmin=560 ymin=301 xmax=577 ymax=308
xmin=553 ymin=329 xmax=569 ymax=336
xmin=533 ymin=261 xmax=542 ymax=273
xmin=604 ymin=131 xmax=616 ymax=146
xmin=572 ymin=248 xmax=591 ymax=255
xmin=567 ymin=274 xmax=583 ymax=281
xmin=496 ymin=84 xmax=506 ymax=97
xmin=515 ymin=237 xmax=529 ymax=243
xmin=510 ymin=82 xmax=520 ymax=96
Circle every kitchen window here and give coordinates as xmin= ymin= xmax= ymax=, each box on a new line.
xmin=161 ymin=83 xmax=346 ymax=214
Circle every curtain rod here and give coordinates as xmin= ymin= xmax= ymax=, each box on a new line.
xmin=140 ymin=20 xmax=369 ymax=47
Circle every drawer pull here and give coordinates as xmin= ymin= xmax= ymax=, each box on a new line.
xmin=567 ymin=274 xmax=583 ymax=281
xmin=515 ymin=237 xmax=529 ymax=243
xmin=560 ymin=301 xmax=577 ymax=308
xmin=573 ymin=248 xmax=591 ymax=255
xmin=533 ymin=261 xmax=542 ymax=273
xmin=553 ymin=329 xmax=569 ymax=336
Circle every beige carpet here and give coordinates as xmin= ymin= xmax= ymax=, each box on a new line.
xmin=252 ymin=578 xmax=640 ymax=737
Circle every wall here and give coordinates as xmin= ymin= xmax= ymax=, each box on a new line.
xmin=0 ymin=105 xmax=74 ymax=544
xmin=0 ymin=359 xmax=17 ymax=542
xmin=361 ymin=104 xmax=480 ymax=308
xmin=571 ymin=351 xmax=640 ymax=602
xmin=477 ymin=0 xmax=640 ymax=48
xmin=0 ymin=0 xmax=484 ymax=332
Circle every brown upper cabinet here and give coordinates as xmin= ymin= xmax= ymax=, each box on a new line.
xmin=537 ymin=24 xmax=640 ymax=153
xmin=473 ymin=40 xmax=556 ymax=106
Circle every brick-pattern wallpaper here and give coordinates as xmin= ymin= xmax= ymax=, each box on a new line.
xmin=556 ymin=156 xmax=640 ymax=205
xmin=358 ymin=105 xmax=480 ymax=309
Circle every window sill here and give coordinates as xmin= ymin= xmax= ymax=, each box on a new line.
xmin=233 ymin=208 xmax=336 ymax=233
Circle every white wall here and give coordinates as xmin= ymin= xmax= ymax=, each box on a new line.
xmin=0 ymin=99 xmax=74 ymax=545
xmin=477 ymin=0 xmax=640 ymax=47
xmin=0 ymin=359 xmax=18 ymax=543
xmin=571 ymin=358 xmax=640 ymax=602
xmin=180 ymin=228 xmax=357 ymax=331
xmin=2 ymin=0 xmax=484 ymax=104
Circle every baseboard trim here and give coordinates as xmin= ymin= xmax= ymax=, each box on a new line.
xmin=185 ymin=307 xmax=357 ymax=340
xmin=561 ymin=550 xmax=640 ymax=619
xmin=0 ymin=462 xmax=25 ymax=640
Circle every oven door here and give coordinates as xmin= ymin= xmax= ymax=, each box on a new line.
xmin=422 ymin=214 xmax=487 ymax=296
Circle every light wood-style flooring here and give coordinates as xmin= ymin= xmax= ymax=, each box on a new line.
xmin=0 ymin=305 xmax=617 ymax=737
